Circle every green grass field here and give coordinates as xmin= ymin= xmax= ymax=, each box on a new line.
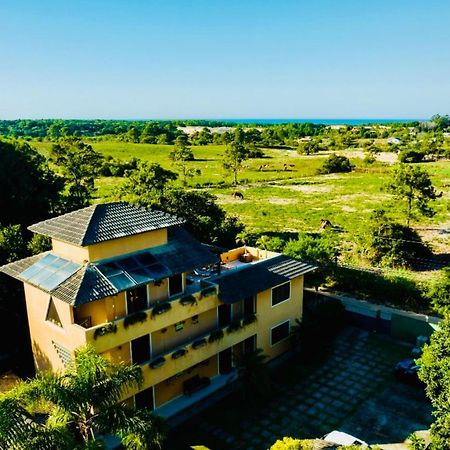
xmin=31 ymin=140 xmax=450 ymax=241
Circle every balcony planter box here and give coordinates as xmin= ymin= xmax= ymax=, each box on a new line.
xmin=93 ymin=322 xmax=117 ymax=340
xmin=227 ymin=319 xmax=242 ymax=334
xmin=149 ymin=356 xmax=166 ymax=369
xmin=179 ymin=295 xmax=196 ymax=306
xmin=172 ymin=348 xmax=188 ymax=360
xmin=200 ymin=286 xmax=216 ymax=298
xmin=123 ymin=311 xmax=147 ymax=329
xmin=242 ymin=314 xmax=257 ymax=326
xmin=192 ymin=338 xmax=207 ymax=350
xmin=208 ymin=329 xmax=224 ymax=343
xmin=151 ymin=302 xmax=172 ymax=318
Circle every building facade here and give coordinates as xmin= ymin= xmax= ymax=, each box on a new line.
xmin=1 ymin=202 xmax=315 ymax=416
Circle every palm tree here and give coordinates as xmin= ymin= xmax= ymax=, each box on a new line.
xmin=0 ymin=347 xmax=166 ymax=450
xmin=233 ymin=348 xmax=270 ymax=402
xmin=235 ymin=231 xmax=249 ymax=254
xmin=256 ymin=235 xmax=270 ymax=259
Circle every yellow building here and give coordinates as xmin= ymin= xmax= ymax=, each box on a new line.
xmin=1 ymin=202 xmax=315 ymax=417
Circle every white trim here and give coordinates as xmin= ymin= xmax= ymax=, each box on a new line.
xmin=271 ymin=281 xmax=291 ymax=307
xmin=270 ymin=319 xmax=291 ymax=346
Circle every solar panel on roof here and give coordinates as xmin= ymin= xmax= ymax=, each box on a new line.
xmin=97 ymin=263 xmax=122 ymax=277
xmin=146 ymin=263 xmax=171 ymax=279
xmin=107 ymin=272 xmax=135 ymax=291
xmin=138 ymin=253 xmax=156 ymax=266
xmin=127 ymin=268 xmax=153 ymax=285
xmin=19 ymin=254 xmax=81 ymax=291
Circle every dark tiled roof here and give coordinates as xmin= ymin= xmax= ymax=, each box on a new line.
xmin=0 ymin=226 xmax=217 ymax=306
xmin=0 ymin=253 xmax=46 ymax=279
xmin=210 ymin=255 xmax=316 ymax=304
xmin=28 ymin=202 xmax=184 ymax=246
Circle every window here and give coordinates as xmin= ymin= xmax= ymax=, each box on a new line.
xmin=271 ymin=320 xmax=290 ymax=345
xmin=271 ymin=282 xmax=290 ymax=306
xmin=46 ymin=297 xmax=62 ymax=327
xmin=127 ymin=285 xmax=148 ymax=314
xmin=169 ymin=273 xmax=183 ymax=297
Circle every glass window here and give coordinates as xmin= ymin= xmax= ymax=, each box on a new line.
xmin=271 ymin=320 xmax=290 ymax=345
xmin=169 ymin=273 xmax=183 ymax=297
xmin=271 ymin=282 xmax=290 ymax=306
xmin=127 ymin=285 xmax=148 ymax=314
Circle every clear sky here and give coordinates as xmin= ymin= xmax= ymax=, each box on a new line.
xmin=1 ymin=0 xmax=449 ymax=119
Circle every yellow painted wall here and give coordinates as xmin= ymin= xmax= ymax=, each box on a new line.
xmin=102 ymin=344 xmax=131 ymax=365
xmin=154 ymin=355 xmax=218 ymax=407
xmin=24 ymin=284 xmax=86 ymax=372
xmin=52 ymin=239 xmax=89 ymax=264
xmin=220 ymin=246 xmax=278 ymax=264
xmin=73 ymin=293 xmax=126 ymax=327
xmin=88 ymin=228 xmax=168 ymax=262
xmin=151 ymin=308 xmax=217 ymax=356
xmin=149 ymin=279 xmax=169 ymax=304
xmin=51 ymin=228 xmax=167 ymax=263
xmin=256 ymin=276 xmax=304 ymax=360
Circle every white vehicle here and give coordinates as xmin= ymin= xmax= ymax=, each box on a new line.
xmin=322 ymin=430 xmax=368 ymax=447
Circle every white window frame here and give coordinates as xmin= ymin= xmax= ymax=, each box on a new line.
xmin=271 ymin=281 xmax=291 ymax=307
xmin=270 ymin=319 xmax=291 ymax=346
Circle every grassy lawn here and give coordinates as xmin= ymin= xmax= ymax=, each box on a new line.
xmin=30 ymin=140 xmax=450 ymax=242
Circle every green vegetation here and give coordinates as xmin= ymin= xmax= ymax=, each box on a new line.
xmin=0 ymin=347 xmax=166 ymax=449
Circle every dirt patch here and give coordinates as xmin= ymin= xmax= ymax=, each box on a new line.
xmin=276 ymin=184 xmax=332 ymax=194
xmin=0 ymin=372 xmax=20 ymax=393
xmin=267 ymin=197 xmax=298 ymax=205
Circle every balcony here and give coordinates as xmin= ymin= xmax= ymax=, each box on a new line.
xmin=70 ymin=281 xmax=219 ymax=353
xmin=135 ymin=315 xmax=258 ymax=391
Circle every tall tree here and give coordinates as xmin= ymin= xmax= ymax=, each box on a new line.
xmin=386 ymin=163 xmax=440 ymax=226
xmin=50 ymin=138 xmax=104 ymax=210
xmin=419 ymin=319 xmax=450 ymax=448
xmin=0 ymin=347 xmax=166 ymax=450
xmin=117 ymin=162 xmax=178 ymax=206
xmin=223 ymin=141 xmax=248 ymax=185
xmin=168 ymin=136 xmax=196 ymax=186
xmin=0 ymin=140 xmax=62 ymax=227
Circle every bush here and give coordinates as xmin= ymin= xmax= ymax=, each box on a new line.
xmin=398 ymin=148 xmax=425 ymax=163
xmin=93 ymin=322 xmax=117 ymax=340
xmin=317 ymin=154 xmax=353 ymax=174
xmin=332 ymin=266 xmax=426 ymax=311
xmin=425 ymin=267 xmax=450 ymax=316
xmin=365 ymin=210 xmax=432 ymax=268
xmin=208 ymin=329 xmax=224 ymax=343
xmin=227 ymin=319 xmax=242 ymax=333
xmin=123 ymin=311 xmax=147 ymax=328
xmin=151 ymin=302 xmax=172 ymax=317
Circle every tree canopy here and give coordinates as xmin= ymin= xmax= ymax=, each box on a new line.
xmin=0 ymin=140 xmax=62 ymax=227
xmin=0 ymin=346 xmax=166 ymax=450
xmin=386 ymin=163 xmax=440 ymax=226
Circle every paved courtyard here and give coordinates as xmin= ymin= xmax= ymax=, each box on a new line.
xmin=168 ymin=327 xmax=432 ymax=449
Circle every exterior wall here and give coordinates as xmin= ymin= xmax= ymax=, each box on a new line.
xmin=52 ymin=239 xmax=89 ymax=264
xmin=154 ymin=355 xmax=218 ymax=407
xmin=149 ymin=278 xmax=169 ymax=304
xmin=151 ymin=308 xmax=217 ymax=356
xmin=51 ymin=228 xmax=167 ymax=263
xmin=256 ymin=276 xmax=303 ymax=360
xmin=88 ymin=229 xmax=168 ymax=262
xmin=24 ymin=284 xmax=86 ymax=372
xmin=102 ymin=345 xmax=131 ymax=365
xmin=73 ymin=293 xmax=126 ymax=327
xmin=220 ymin=246 xmax=278 ymax=264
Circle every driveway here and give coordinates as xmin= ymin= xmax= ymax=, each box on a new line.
xmin=167 ymin=327 xmax=432 ymax=449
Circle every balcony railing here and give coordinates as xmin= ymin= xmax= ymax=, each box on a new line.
xmin=71 ymin=281 xmax=220 ymax=353
xmin=133 ymin=315 xmax=258 ymax=391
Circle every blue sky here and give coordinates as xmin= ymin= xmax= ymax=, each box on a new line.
xmin=0 ymin=0 xmax=449 ymax=119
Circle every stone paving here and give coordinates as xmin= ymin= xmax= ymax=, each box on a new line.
xmin=169 ymin=327 xmax=432 ymax=450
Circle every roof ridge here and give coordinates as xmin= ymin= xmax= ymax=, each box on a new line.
xmin=80 ymin=204 xmax=100 ymax=246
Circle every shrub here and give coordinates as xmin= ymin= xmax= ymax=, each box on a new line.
xmin=151 ymin=302 xmax=172 ymax=318
xmin=93 ymin=322 xmax=117 ymax=340
xmin=425 ymin=267 xmax=450 ymax=316
xmin=171 ymin=348 xmax=188 ymax=359
xmin=317 ymin=154 xmax=353 ymax=174
xmin=179 ymin=294 xmax=197 ymax=306
xmin=123 ymin=311 xmax=147 ymax=328
xmin=192 ymin=338 xmax=207 ymax=350
xmin=149 ymin=356 xmax=166 ymax=369
xmin=208 ymin=329 xmax=224 ymax=343
xmin=399 ymin=148 xmax=425 ymax=163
